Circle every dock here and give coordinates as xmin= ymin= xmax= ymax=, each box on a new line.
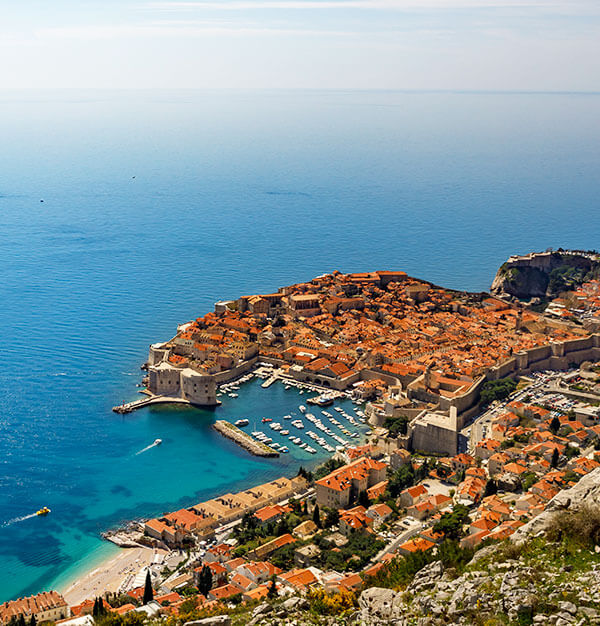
xmin=261 ymin=375 xmax=278 ymax=388
xmin=112 ymin=395 xmax=191 ymax=414
xmin=213 ymin=420 xmax=279 ymax=457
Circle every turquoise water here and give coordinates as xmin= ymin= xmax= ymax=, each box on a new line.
xmin=0 ymin=89 xmax=599 ymax=602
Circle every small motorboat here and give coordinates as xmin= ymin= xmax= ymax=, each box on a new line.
xmin=262 ymin=418 xmax=272 ymax=423
xmin=37 ymin=507 xmax=51 ymax=516
xmin=235 ymin=419 xmax=249 ymax=427
xmin=154 ymin=439 xmax=162 ymax=446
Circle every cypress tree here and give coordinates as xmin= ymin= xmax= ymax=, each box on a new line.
xmin=267 ymin=574 xmax=277 ymax=599
xmin=484 ymin=479 xmax=497 ymax=497
xmin=551 ymin=447 xmax=559 ymax=468
xmin=18 ymin=615 xmax=26 ymax=626
xmin=198 ymin=564 xmax=213 ymax=596
xmin=29 ymin=616 xmax=36 ymax=626
xmin=143 ymin=569 xmax=153 ymax=604
xmin=358 ymin=490 xmax=370 ymax=508
xmin=312 ymin=503 xmax=321 ymax=528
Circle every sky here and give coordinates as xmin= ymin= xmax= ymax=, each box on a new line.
xmin=1 ymin=0 xmax=599 ymax=90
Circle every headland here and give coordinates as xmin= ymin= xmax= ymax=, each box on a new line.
xmin=133 ymin=262 xmax=599 ymax=458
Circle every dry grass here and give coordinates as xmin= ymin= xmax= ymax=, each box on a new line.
xmin=545 ymin=505 xmax=600 ymax=547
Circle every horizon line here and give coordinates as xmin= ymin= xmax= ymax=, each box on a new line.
xmin=0 ymin=87 xmax=599 ymax=95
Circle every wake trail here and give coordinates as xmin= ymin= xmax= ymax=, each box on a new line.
xmin=135 ymin=442 xmax=159 ymax=456
xmin=2 ymin=512 xmax=38 ymax=528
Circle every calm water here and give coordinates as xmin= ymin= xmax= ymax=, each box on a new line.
xmin=0 ymin=89 xmax=599 ymax=602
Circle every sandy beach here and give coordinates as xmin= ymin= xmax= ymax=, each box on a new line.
xmin=60 ymin=546 xmax=161 ymax=606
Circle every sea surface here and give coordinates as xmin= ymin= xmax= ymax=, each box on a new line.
xmin=0 ymin=89 xmax=599 ymax=602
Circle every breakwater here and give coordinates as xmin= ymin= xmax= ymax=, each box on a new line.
xmin=213 ymin=420 xmax=279 ymax=457
xmin=112 ymin=394 xmax=190 ymax=414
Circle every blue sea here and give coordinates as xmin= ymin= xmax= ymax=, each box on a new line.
xmin=0 ymin=89 xmax=599 ymax=602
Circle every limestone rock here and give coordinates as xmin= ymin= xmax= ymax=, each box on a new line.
xmin=184 ymin=617 xmax=231 ymax=626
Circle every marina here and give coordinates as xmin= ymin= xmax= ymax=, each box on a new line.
xmin=212 ymin=363 xmax=370 ymax=461
xmin=220 ymin=383 xmax=369 ymax=459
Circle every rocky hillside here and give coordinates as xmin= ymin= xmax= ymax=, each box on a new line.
xmin=356 ymin=467 xmax=600 ymax=625
xmin=203 ymin=468 xmax=600 ymax=626
xmin=490 ymin=250 xmax=600 ymax=300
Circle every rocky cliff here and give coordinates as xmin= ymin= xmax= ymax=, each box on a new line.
xmin=490 ymin=250 xmax=600 ymax=300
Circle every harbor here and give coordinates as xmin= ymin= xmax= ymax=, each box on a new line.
xmin=215 ymin=367 xmax=371 ymax=459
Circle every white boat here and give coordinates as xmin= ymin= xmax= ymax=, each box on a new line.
xmin=280 ymin=430 xmax=290 ymax=436
xmin=154 ymin=439 xmax=162 ymax=446
xmin=235 ymin=419 xmax=249 ymax=427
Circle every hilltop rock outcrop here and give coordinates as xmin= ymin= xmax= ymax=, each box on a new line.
xmin=491 ymin=250 xmax=599 ymax=300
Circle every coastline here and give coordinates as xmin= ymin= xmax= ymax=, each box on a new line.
xmin=49 ymin=442 xmax=332 ymax=606
xmin=7 ymin=374 xmax=365 ymax=604
xmin=56 ymin=544 xmax=158 ymax=606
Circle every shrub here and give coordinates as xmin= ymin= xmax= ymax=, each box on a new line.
xmin=546 ymin=505 xmax=600 ymax=547
xmin=308 ymin=588 xmax=358 ymax=615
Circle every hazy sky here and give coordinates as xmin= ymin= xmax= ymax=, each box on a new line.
xmin=1 ymin=0 xmax=599 ymax=90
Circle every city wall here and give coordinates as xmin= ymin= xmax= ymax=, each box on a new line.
xmin=487 ymin=334 xmax=600 ymax=381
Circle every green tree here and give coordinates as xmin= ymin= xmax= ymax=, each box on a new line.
xmin=551 ymin=447 xmax=559 ymax=468
xmin=267 ymin=574 xmax=278 ymax=599
xmin=313 ymin=503 xmax=322 ymax=528
xmin=142 ymin=569 xmax=153 ymax=604
xmin=480 ymin=378 xmax=518 ymax=406
xmin=550 ymin=416 xmax=561 ymax=434
xmin=324 ymin=508 xmax=340 ymax=528
xmin=388 ymin=465 xmax=415 ymax=497
xmin=358 ymin=490 xmax=370 ymax=508
xmin=276 ymin=515 xmax=290 ymax=536
xmin=314 ymin=458 xmax=345 ymax=481
xmin=197 ymin=564 xmax=213 ymax=597
xmin=484 ymin=479 xmax=497 ymax=497
xmin=29 ymin=615 xmax=36 ymax=626
xmin=433 ymin=504 xmax=470 ymax=540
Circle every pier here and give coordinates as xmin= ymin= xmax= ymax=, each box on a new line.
xmin=112 ymin=395 xmax=191 ymax=414
xmin=213 ymin=420 xmax=279 ymax=457
xmin=261 ymin=374 xmax=278 ymax=388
